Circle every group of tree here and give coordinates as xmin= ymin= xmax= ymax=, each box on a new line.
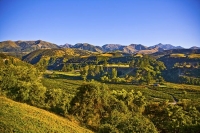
xmin=163 ymin=67 xmax=200 ymax=85
xmin=145 ymin=100 xmax=200 ymax=133
xmin=69 ymin=82 xmax=158 ymax=132
xmin=69 ymin=82 xmax=200 ymax=132
xmin=78 ymin=55 xmax=166 ymax=85
xmin=0 ymin=55 xmax=70 ymax=115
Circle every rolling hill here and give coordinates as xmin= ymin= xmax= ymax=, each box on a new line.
xmin=22 ymin=48 xmax=101 ymax=70
xmin=0 ymin=96 xmax=93 ymax=133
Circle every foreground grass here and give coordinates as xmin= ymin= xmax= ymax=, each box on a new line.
xmin=0 ymin=96 xmax=93 ymax=133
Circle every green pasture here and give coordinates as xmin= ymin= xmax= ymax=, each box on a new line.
xmin=42 ymin=71 xmax=200 ymax=105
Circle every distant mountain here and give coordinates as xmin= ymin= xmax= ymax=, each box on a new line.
xmin=1 ymin=40 xmax=197 ymax=55
xmin=0 ymin=40 xmax=59 ymax=52
xmin=102 ymin=44 xmax=149 ymax=54
xmin=0 ymin=40 xmax=21 ymax=52
xmin=190 ymin=46 xmax=200 ymax=49
xmin=73 ymin=43 xmax=103 ymax=52
xmin=138 ymin=47 xmax=163 ymax=54
xmin=149 ymin=43 xmax=184 ymax=50
xmin=59 ymin=43 xmax=73 ymax=48
xmin=121 ymin=44 xmax=148 ymax=53
xmin=102 ymin=44 xmax=124 ymax=52
xmin=128 ymin=44 xmax=148 ymax=50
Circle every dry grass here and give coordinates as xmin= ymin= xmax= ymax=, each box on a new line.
xmin=188 ymin=54 xmax=200 ymax=58
xmin=170 ymin=54 xmax=186 ymax=58
xmin=100 ymin=53 xmax=113 ymax=57
xmin=0 ymin=96 xmax=93 ymax=133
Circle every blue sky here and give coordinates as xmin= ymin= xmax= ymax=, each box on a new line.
xmin=0 ymin=0 xmax=199 ymax=48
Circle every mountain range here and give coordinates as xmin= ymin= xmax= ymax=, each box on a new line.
xmin=0 ymin=40 xmax=59 ymax=52
xmin=0 ymin=40 xmax=199 ymax=54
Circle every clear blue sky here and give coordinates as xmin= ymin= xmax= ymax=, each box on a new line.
xmin=0 ymin=0 xmax=199 ymax=48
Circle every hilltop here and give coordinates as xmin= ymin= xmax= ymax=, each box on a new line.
xmin=0 ymin=96 xmax=93 ymax=133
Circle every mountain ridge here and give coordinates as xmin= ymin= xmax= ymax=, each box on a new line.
xmin=0 ymin=40 xmax=59 ymax=52
xmin=0 ymin=40 xmax=199 ymax=54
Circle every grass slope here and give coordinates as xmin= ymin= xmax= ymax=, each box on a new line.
xmin=0 ymin=96 xmax=93 ymax=133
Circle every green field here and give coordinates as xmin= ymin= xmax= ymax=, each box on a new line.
xmin=42 ymin=71 xmax=200 ymax=105
xmin=0 ymin=96 xmax=93 ymax=133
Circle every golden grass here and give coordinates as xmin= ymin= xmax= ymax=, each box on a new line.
xmin=134 ymin=54 xmax=143 ymax=57
xmin=188 ymin=54 xmax=200 ymax=58
xmin=106 ymin=64 xmax=130 ymax=67
xmin=170 ymin=54 xmax=186 ymax=58
xmin=100 ymin=53 xmax=113 ymax=57
xmin=0 ymin=96 xmax=93 ymax=133
xmin=80 ymin=55 xmax=90 ymax=58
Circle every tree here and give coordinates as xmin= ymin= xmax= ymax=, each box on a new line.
xmin=111 ymin=68 xmax=117 ymax=79
xmin=0 ymin=64 xmax=46 ymax=107
xmin=69 ymin=82 xmax=110 ymax=130
xmin=103 ymin=59 xmax=108 ymax=67
xmin=62 ymin=64 xmax=67 ymax=71
xmin=80 ymin=65 xmax=89 ymax=81
xmin=45 ymin=88 xmax=70 ymax=115
xmin=146 ymin=71 xmax=152 ymax=84
xmin=94 ymin=65 xmax=100 ymax=75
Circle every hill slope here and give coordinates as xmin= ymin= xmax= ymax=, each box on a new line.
xmin=22 ymin=48 xmax=96 ymax=64
xmin=0 ymin=96 xmax=93 ymax=133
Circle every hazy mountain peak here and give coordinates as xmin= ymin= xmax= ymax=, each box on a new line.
xmin=149 ymin=43 xmax=184 ymax=50
xmin=102 ymin=44 xmax=124 ymax=52
xmin=72 ymin=43 xmax=103 ymax=52
xmin=128 ymin=44 xmax=148 ymax=50
xmin=60 ymin=43 xmax=73 ymax=48
xmin=190 ymin=46 xmax=200 ymax=49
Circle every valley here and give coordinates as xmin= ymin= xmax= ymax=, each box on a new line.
xmin=0 ymin=41 xmax=200 ymax=133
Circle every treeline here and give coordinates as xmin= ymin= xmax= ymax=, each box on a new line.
xmin=163 ymin=68 xmax=200 ymax=85
xmin=179 ymin=76 xmax=200 ymax=85
xmin=78 ymin=55 xmax=166 ymax=84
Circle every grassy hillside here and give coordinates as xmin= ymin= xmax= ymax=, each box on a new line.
xmin=0 ymin=96 xmax=93 ymax=133
xmin=22 ymin=48 xmax=98 ymax=64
